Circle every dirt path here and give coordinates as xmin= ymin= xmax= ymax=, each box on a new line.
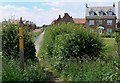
xmin=34 ymin=30 xmax=45 ymax=55
xmin=34 ymin=30 xmax=63 ymax=82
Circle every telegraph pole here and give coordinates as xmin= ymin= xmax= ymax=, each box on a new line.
xmin=19 ymin=17 xmax=24 ymax=70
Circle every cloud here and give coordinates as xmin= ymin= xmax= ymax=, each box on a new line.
xmin=50 ymin=7 xmax=60 ymax=11
xmin=0 ymin=0 xmax=119 ymax=2
xmin=0 ymin=4 xmax=69 ymax=26
xmin=33 ymin=6 xmax=44 ymax=12
xmin=44 ymin=2 xmax=65 ymax=7
xmin=1 ymin=1 xmax=118 ymax=26
xmin=0 ymin=5 xmax=28 ymax=11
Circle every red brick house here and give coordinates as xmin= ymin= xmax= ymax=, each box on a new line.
xmin=51 ymin=13 xmax=86 ymax=26
xmin=85 ymin=3 xmax=117 ymax=34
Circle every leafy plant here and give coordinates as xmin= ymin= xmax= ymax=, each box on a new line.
xmin=2 ymin=23 xmax=36 ymax=61
xmin=2 ymin=57 xmax=47 ymax=81
xmin=39 ymin=23 xmax=104 ymax=70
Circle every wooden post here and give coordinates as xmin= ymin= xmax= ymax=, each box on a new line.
xmin=19 ymin=17 xmax=24 ymax=70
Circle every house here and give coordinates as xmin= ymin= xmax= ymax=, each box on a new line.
xmin=51 ymin=13 xmax=74 ymax=24
xmin=117 ymin=21 xmax=120 ymax=28
xmin=85 ymin=3 xmax=117 ymax=34
xmin=118 ymin=1 xmax=120 ymax=21
xmin=73 ymin=18 xmax=86 ymax=26
xmin=117 ymin=1 xmax=120 ymax=28
xmin=51 ymin=13 xmax=86 ymax=25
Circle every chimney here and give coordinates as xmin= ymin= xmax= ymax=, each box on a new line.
xmin=64 ymin=13 xmax=68 ymax=16
xmin=86 ymin=3 xmax=88 ymax=8
xmin=113 ymin=3 xmax=115 ymax=7
xmin=59 ymin=15 xmax=61 ymax=19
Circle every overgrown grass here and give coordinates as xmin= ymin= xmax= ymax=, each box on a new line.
xmin=60 ymin=58 xmax=120 ymax=81
xmin=2 ymin=57 xmax=48 ymax=82
xmin=39 ymin=38 xmax=120 ymax=82
xmin=102 ymin=38 xmax=118 ymax=61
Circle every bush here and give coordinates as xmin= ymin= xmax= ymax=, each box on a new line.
xmin=2 ymin=57 xmax=47 ymax=81
xmin=39 ymin=23 xmax=104 ymax=70
xmin=2 ymin=23 xmax=36 ymax=61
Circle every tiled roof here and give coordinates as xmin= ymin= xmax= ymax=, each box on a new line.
xmin=86 ymin=6 xmax=116 ymax=16
xmin=73 ymin=18 xmax=86 ymax=24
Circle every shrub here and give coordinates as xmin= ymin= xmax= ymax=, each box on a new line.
xmin=39 ymin=23 xmax=104 ymax=70
xmin=2 ymin=23 xmax=36 ymax=61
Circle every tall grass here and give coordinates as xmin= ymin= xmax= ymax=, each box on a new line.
xmin=60 ymin=58 xmax=120 ymax=82
xmin=2 ymin=57 xmax=47 ymax=82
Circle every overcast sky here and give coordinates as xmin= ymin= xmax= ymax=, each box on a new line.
xmin=0 ymin=0 xmax=120 ymax=26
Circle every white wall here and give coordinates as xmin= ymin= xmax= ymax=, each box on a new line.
xmin=118 ymin=1 xmax=120 ymax=21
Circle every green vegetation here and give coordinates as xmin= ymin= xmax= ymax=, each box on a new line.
xmin=2 ymin=24 xmax=36 ymax=61
xmin=38 ymin=23 xmax=120 ymax=82
xmin=33 ymin=31 xmax=41 ymax=38
xmin=39 ymin=23 xmax=104 ymax=70
xmin=2 ymin=23 xmax=48 ymax=82
xmin=100 ymin=33 xmax=116 ymax=38
xmin=2 ymin=57 xmax=47 ymax=81
xmin=2 ymin=22 xmax=120 ymax=82
xmin=115 ymin=28 xmax=120 ymax=63
xmin=115 ymin=29 xmax=120 ymax=44
xmin=57 ymin=38 xmax=119 ymax=81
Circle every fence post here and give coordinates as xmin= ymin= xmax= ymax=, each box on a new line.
xmin=19 ymin=17 xmax=24 ymax=70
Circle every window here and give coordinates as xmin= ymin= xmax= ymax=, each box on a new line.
xmin=107 ymin=28 xmax=112 ymax=33
xmin=89 ymin=9 xmax=95 ymax=16
xmin=107 ymin=20 xmax=112 ymax=25
xmin=99 ymin=11 xmax=104 ymax=16
xmin=99 ymin=20 xmax=102 ymax=24
xmin=108 ymin=9 xmax=113 ymax=16
xmin=90 ymin=28 xmax=94 ymax=33
xmin=108 ymin=11 xmax=113 ymax=16
xmin=89 ymin=20 xmax=94 ymax=25
xmin=89 ymin=12 xmax=94 ymax=16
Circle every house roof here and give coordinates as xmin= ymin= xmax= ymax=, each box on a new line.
xmin=86 ymin=6 xmax=116 ymax=16
xmin=73 ymin=18 xmax=86 ymax=24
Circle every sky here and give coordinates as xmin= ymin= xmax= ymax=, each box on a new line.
xmin=0 ymin=0 xmax=120 ymax=26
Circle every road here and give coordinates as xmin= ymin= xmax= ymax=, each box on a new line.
xmin=34 ymin=30 xmax=45 ymax=55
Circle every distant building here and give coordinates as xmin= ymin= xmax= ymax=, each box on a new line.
xmin=118 ymin=1 xmax=120 ymax=21
xmin=85 ymin=3 xmax=117 ymax=34
xmin=51 ymin=13 xmax=74 ymax=24
xmin=73 ymin=18 xmax=86 ymax=25
xmin=117 ymin=1 xmax=120 ymax=28
xmin=51 ymin=13 xmax=86 ymax=25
